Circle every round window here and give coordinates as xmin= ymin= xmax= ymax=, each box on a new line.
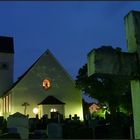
xmin=43 ymin=79 xmax=51 ymax=90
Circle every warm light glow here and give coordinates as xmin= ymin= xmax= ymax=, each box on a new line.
xmin=50 ymin=108 xmax=57 ymax=112
xmin=33 ymin=107 xmax=39 ymax=114
xmin=89 ymin=104 xmax=100 ymax=113
xmin=103 ymin=105 xmax=107 ymax=109
xmin=43 ymin=79 xmax=51 ymax=90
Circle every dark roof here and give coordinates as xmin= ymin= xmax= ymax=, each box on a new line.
xmin=0 ymin=36 xmax=14 ymax=53
xmin=38 ymin=96 xmax=65 ymax=105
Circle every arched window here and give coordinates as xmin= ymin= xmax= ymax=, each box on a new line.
xmin=42 ymin=79 xmax=51 ymax=90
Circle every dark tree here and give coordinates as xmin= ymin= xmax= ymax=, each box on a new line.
xmin=75 ymin=47 xmax=132 ymax=126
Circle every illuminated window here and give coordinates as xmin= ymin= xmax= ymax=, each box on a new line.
xmin=43 ymin=79 xmax=51 ymax=90
xmin=50 ymin=108 xmax=57 ymax=112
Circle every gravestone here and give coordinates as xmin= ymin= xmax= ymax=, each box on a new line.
xmin=72 ymin=114 xmax=80 ymax=121
xmin=29 ymin=118 xmax=39 ymax=131
xmin=69 ymin=114 xmax=72 ymax=120
xmin=7 ymin=112 xmax=29 ymax=139
xmin=47 ymin=122 xmax=62 ymax=138
xmin=8 ymin=127 xmax=18 ymax=134
xmin=87 ymin=10 xmax=140 ymax=139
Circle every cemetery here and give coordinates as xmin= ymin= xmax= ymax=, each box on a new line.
xmin=0 ymin=9 xmax=140 ymax=139
xmin=0 ymin=111 xmax=132 ymax=139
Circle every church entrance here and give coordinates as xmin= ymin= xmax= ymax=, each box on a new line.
xmin=38 ymin=96 xmax=65 ymax=120
xmin=50 ymin=108 xmax=59 ymax=119
xmin=50 ymin=112 xmax=59 ymax=119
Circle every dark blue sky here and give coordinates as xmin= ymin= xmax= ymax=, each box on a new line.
xmin=0 ymin=2 xmax=140 ymax=82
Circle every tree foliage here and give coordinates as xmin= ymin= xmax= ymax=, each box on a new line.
xmin=75 ymin=47 xmax=132 ymax=115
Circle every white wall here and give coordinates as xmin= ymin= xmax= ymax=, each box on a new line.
xmin=4 ymin=51 xmax=83 ymax=120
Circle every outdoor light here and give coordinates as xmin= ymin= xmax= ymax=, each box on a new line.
xmin=50 ymin=108 xmax=57 ymax=112
xmin=103 ymin=106 xmax=107 ymax=109
xmin=33 ymin=107 xmax=39 ymax=114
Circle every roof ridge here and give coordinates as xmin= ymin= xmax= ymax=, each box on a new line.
xmin=46 ymin=50 xmax=75 ymax=83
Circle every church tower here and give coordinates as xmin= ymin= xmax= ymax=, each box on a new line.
xmin=0 ymin=36 xmax=14 ymax=96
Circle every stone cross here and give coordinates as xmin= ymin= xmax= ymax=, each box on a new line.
xmin=72 ymin=114 xmax=80 ymax=121
xmin=87 ymin=11 xmax=140 ymax=139
xmin=22 ymin=102 xmax=30 ymax=115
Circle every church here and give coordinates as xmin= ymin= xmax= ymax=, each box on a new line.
xmin=0 ymin=36 xmax=83 ymax=120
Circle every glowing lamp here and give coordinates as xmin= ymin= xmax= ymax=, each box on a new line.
xmin=33 ymin=107 xmax=39 ymax=114
xmin=103 ymin=106 xmax=107 ymax=109
xmin=50 ymin=108 xmax=57 ymax=112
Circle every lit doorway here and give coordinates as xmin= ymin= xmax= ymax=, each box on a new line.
xmin=50 ymin=108 xmax=58 ymax=119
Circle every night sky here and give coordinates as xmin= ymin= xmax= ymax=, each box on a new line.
xmin=0 ymin=2 xmax=140 ymax=83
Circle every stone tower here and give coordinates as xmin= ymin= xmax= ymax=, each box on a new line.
xmin=0 ymin=36 xmax=14 ymax=96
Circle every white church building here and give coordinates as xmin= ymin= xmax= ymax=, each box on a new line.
xmin=0 ymin=36 xmax=83 ymax=120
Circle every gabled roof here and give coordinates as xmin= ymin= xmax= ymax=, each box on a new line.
xmin=1 ymin=49 xmax=74 ymax=98
xmin=0 ymin=36 xmax=14 ymax=53
xmin=38 ymin=96 xmax=65 ymax=105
